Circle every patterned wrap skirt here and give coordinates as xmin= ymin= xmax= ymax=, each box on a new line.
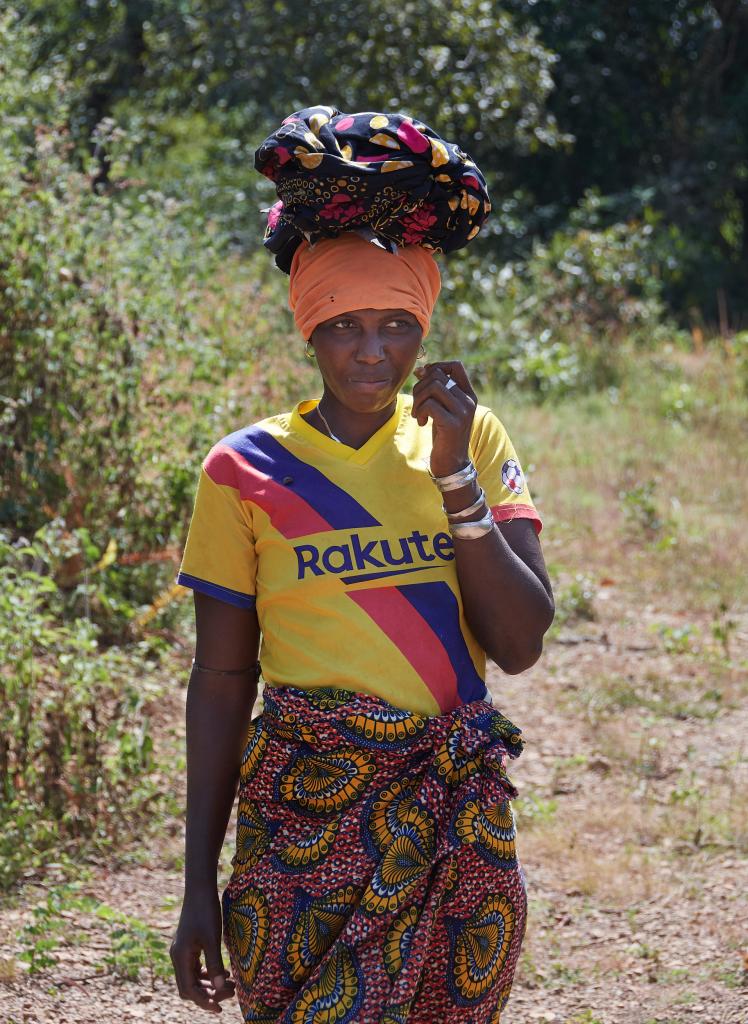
xmin=222 ymin=685 xmax=527 ymax=1023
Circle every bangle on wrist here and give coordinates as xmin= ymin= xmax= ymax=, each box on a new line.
xmin=444 ymin=487 xmax=486 ymax=521
xmin=448 ymin=509 xmax=496 ymax=540
xmin=428 ymin=459 xmax=477 ymax=492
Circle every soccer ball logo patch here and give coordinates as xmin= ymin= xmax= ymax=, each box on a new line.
xmin=501 ymin=459 xmax=524 ymax=495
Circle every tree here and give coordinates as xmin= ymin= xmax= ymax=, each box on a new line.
xmin=504 ymin=0 xmax=748 ymax=324
xmin=21 ymin=0 xmax=567 ymax=251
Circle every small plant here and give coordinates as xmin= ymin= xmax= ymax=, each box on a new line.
xmin=552 ymin=574 xmax=596 ymax=628
xmin=717 ymin=957 xmax=748 ymax=989
xmin=17 ymin=928 xmax=59 ymax=976
xmin=620 ymin=479 xmax=663 ymax=537
xmin=660 ymin=380 xmax=699 ymax=423
xmin=18 ymin=884 xmax=95 ymax=975
xmin=17 ymin=885 xmax=171 ymax=986
xmin=573 ymin=675 xmax=641 ymax=724
xmin=711 ymin=601 xmax=737 ymax=661
xmin=517 ymin=948 xmax=543 ymax=989
xmin=96 ymin=905 xmax=172 ymax=986
xmin=513 ymin=795 xmax=558 ymax=828
xmin=547 ymin=960 xmax=584 ymax=986
xmin=628 ymin=940 xmax=661 ymax=961
xmin=667 ymin=774 xmax=703 ymax=807
xmin=554 ymin=754 xmax=589 ymax=769
xmin=568 ymin=1011 xmax=605 ymax=1024
xmin=654 ymin=622 xmax=699 ymax=655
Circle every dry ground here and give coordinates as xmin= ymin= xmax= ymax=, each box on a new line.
xmin=1 ymin=351 xmax=746 ymax=1023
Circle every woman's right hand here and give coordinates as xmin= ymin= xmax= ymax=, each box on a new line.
xmin=170 ymin=885 xmax=236 ymax=1014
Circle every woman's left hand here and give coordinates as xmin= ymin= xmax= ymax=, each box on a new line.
xmin=412 ymin=361 xmax=478 ymax=478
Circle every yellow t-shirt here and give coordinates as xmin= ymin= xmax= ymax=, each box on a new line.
xmin=177 ymin=393 xmax=541 ymax=717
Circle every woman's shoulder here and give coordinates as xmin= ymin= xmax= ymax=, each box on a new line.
xmin=195 ymin=411 xmax=295 ymax=486
xmin=204 ymin=409 xmax=294 ymax=460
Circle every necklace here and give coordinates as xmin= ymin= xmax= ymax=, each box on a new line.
xmin=316 ymin=402 xmax=343 ymax=443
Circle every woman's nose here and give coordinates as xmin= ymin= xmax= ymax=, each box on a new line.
xmin=355 ymin=329 xmax=385 ymax=362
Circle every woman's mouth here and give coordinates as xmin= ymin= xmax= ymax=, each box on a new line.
xmin=347 ymin=377 xmax=391 ymax=392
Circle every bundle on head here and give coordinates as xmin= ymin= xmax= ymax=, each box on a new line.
xmin=255 ymin=105 xmax=491 ymax=273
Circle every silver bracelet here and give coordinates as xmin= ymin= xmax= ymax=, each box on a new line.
xmin=428 ymin=460 xmax=477 ymax=492
xmin=448 ymin=509 xmax=496 ymax=540
xmin=443 ymin=487 xmax=487 ymax=521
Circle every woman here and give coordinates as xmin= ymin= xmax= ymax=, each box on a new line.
xmin=171 ymin=108 xmax=554 ymax=1022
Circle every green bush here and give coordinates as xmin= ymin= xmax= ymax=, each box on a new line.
xmin=0 ymin=532 xmax=169 ymax=890
xmin=432 ymin=192 xmax=687 ymax=395
xmin=0 ymin=114 xmax=217 ymax=604
xmin=0 ymin=12 xmax=304 ymax=635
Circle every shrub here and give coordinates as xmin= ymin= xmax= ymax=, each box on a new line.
xmin=733 ymin=331 xmax=748 ymax=396
xmin=0 ymin=11 xmax=302 ymax=636
xmin=0 ymin=532 xmax=169 ymax=889
xmin=432 ymin=192 xmax=686 ymax=396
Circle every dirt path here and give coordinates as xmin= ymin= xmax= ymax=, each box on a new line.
xmin=1 ymin=600 xmax=746 ymax=1023
xmin=499 ymin=601 xmax=748 ymax=1024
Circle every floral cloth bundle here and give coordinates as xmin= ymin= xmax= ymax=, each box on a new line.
xmin=255 ymin=105 xmax=491 ymax=272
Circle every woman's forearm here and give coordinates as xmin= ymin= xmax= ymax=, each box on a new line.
xmin=184 ymin=670 xmax=257 ymax=892
xmin=452 ymin=524 xmax=554 ymax=672
xmin=411 ymin=362 xmax=553 ymax=670
xmin=441 ymin=478 xmax=553 ymax=671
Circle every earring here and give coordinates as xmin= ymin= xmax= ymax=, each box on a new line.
xmin=305 ymin=340 xmax=316 ymax=360
xmin=417 ymin=344 xmax=426 ymax=361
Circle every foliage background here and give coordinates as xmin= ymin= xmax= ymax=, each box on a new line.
xmin=1 ymin=0 xmax=747 ymax=895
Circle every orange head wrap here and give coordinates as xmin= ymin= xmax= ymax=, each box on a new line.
xmin=288 ymin=233 xmax=441 ymax=340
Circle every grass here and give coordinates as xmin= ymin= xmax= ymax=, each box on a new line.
xmin=0 ymin=957 xmax=17 ymax=983
xmin=519 ymin=743 xmax=748 ymax=878
xmin=568 ymin=668 xmax=738 ymax=726
xmin=502 ymin=347 xmax=747 ymax=941
xmin=494 ymin=346 xmax=748 ymax=614
xmin=519 ymin=826 xmax=658 ymax=905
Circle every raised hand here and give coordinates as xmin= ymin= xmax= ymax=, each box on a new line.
xmin=412 ymin=361 xmax=478 ymax=478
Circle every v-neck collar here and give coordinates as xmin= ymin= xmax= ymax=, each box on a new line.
xmin=290 ymin=394 xmax=406 ymax=466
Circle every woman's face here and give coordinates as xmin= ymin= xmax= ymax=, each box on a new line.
xmin=310 ymin=307 xmax=423 ymax=415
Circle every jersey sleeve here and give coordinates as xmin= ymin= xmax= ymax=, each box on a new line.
xmin=176 ymin=445 xmax=257 ymax=608
xmin=469 ymin=405 xmax=543 ymax=534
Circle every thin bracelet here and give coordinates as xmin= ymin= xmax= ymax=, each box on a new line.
xmin=443 ymin=487 xmax=487 ymax=521
xmin=448 ymin=509 xmax=496 ymax=540
xmin=428 ymin=460 xmax=477 ymax=492
xmin=192 ymin=659 xmax=259 ymax=677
